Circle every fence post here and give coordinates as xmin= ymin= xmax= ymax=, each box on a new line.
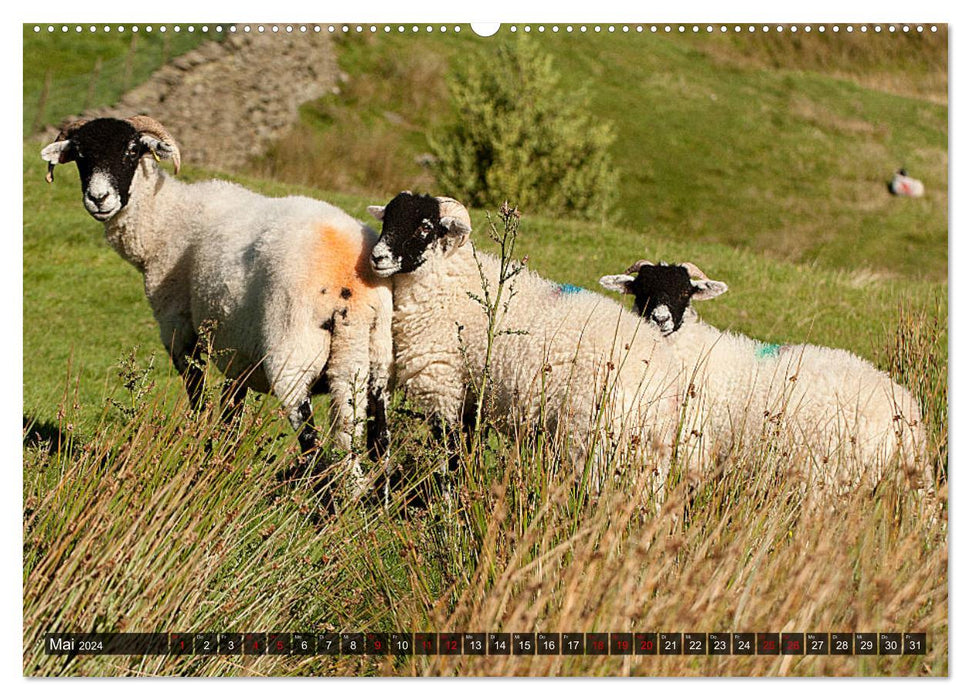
xmin=32 ymin=68 xmax=53 ymax=134
xmin=123 ymin=33 xmax=138 ymax=91
xmin=84 ymin=57 xmax=102 ymax=112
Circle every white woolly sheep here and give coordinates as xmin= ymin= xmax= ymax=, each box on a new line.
xmin=41 ymin=116 xmax=393 ymax=499
xmin=599 ymin=260 xmax=931 ymax=492
xmin=889 ymin=169 xmax=925 ymax=197
xmin=366 ymin=193 xmax=686 ymax=490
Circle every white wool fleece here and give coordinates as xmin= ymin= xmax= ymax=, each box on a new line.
xmin=389 ymin=242 xmax=688 ymax=488
xmin=659 ymin=315 xmax=929 ymax=492
xmin=102 ymin=158 xmax=393 ymax=453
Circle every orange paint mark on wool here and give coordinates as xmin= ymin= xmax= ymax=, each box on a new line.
xmin=310 ymin=224 xmax=381 ymax=306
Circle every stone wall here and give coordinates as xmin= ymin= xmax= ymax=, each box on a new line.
xmin=47 ymin=32 xmax=337 ymax=172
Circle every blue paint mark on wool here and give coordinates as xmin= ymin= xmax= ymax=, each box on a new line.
xmin=755 ymin=342 xmax=783 ymax=359
xmin=556 ymin=283 xmax=585 ymax=295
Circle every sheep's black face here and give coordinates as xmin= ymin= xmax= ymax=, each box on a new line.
xmin=41 ymin=119 xmax=146 ymax=221
xmin=630 ymin=265 xmax=696 ymax=335
xmin=599 ymin=262 xmax=728 ymax=336
xmin=369 ymin=192 xmax=471 ymax=277
xmin=369 ymin=193 xmax=442 ymax=276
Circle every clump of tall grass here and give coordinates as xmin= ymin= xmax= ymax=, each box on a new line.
xmin=879 ymin=293 xmax=948 ymax=485
xmin=23 ymin=360 xmax=411 ymax=677
xmin=397 ymin=423 xmax=945 ymax=677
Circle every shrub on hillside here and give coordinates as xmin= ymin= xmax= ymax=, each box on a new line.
xmin=430 ymin=40 xmax=618 ymax=222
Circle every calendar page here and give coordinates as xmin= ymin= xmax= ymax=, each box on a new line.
xmin=22 ymin=19 xmax=947 ymax=679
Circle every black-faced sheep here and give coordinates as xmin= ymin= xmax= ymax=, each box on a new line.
xmin=600 ymin=260 xmax=930 ymax=492
xmin=366 ymin=192 xmax=684 ymax=490
xmin=41 ymin=116 xmax=393 ymax=498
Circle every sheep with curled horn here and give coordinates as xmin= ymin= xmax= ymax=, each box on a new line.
xmin=41 ymin=116 xmax=394 ymax=509
xmin=600 ymin=260 xmax=931 ymax=495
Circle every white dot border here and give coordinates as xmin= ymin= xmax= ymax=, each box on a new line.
xmin=29 ymin=23 xmax=943 ymax=36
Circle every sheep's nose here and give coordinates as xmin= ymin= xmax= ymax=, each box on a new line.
xmin=89 ymin=191 xmax=108 ymax=205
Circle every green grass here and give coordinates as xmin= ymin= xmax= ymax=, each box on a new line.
xmin=23 ymin=24 xmax=216 ymax=134
xmin=253 ymin=29 xmax=946 ymax=281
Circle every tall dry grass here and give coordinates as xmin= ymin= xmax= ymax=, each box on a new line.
xmin=23 ymin=365 xmax=947 ymax=676
xmin=23 ymin=215 xmax=947 ymax=677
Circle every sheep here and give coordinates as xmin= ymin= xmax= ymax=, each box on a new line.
xmin=366 ymin=192 xmax=685 ymax=491
xmin=41 ymin=116 xmax=393 ymax=500
xmin=599 ymin=260 xmax=931 ymax=492
xmin=889 ymin=169 xmax=925 ymax=197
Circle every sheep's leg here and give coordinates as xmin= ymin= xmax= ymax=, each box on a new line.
xmin=181 ymin=350 xmax=207 ymax=410
xmin=366 ymin=293 xmax=394 ymax=462
xmin=220 ymin=379 xmax=248 ymax=426
xmin=173 ymin=337 xmax=206 ymax=410
xmin=366 ymin=382 xmax=390 ymax=459
xmin=397 ymin=366 xmax=468 ymax=507
xmin=364 ymin=295 xmax=394 ymax=505
xmin=327 ymin=320 xmax=371 ymax=500
xmin=289 ymin=398 xmax=319 ymax=460
xmin=431 ymin=419 xmax=469 ymax=471
xmin=279 ymin=396 xmax=337 ymax=515
xmin=158 ymin=317 xmax=206 ymax=410
xmin=429 ymin=415 xmax=474 ymax=514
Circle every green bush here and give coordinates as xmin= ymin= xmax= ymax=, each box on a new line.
xmin=430 ymin=39 xmax=619 ymax=222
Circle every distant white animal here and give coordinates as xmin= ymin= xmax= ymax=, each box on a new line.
xmin=889 ymin=169 xmax=925 ymax=197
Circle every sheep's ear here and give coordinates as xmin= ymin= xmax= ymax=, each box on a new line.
xmin=598 ymin=274 xmax=636 ymax=294
xmin=139 ymin=134 xmax=178 ymax=165
xmin=440 ymin=216 xmax=471 ymax=253
xmin=41 ymin=140 xmax=73 ymax=165
xmin=40 ymin=140 xmax=74 ymax=183
xmin=691 ymin=279 xmax=728 ymax=300
xmin=366 ymin=205 xmax=386 ymax=221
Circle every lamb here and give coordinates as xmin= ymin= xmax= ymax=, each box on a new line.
xmin=599 ymin=260 xmax=931 ymax=492
xmin=41 ymin=116 xmax=393 ymax=498
xmin=366 ymin=193 xmax=685 ymax=490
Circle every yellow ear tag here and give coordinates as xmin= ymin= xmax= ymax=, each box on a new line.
xmin=150 ymin=148 xmax=161 ymax=163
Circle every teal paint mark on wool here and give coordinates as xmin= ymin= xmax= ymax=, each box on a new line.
xmin=557 ymin=283 xmax=585 ymax=295
xmin=755 ymin=342 xmax=783 ymax=359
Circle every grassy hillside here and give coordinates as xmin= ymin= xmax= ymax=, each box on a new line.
xmin=253 ymin=29 xmax=947 ymax=281
xmin=23 ymin=24 xmax=214 ymax=133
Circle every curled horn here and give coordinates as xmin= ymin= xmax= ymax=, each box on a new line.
xmin=436 ymin=196 xmax=472 ymax=230
xmin=681 ymin=262 xmax=709 ymax=280
xmin=45 ymin=118 xmax=88 ymax=183
xmin=126 ymin=115 xmax=181 ymax=175
xmin=625 ymin=259 xmax=653 ymax=274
